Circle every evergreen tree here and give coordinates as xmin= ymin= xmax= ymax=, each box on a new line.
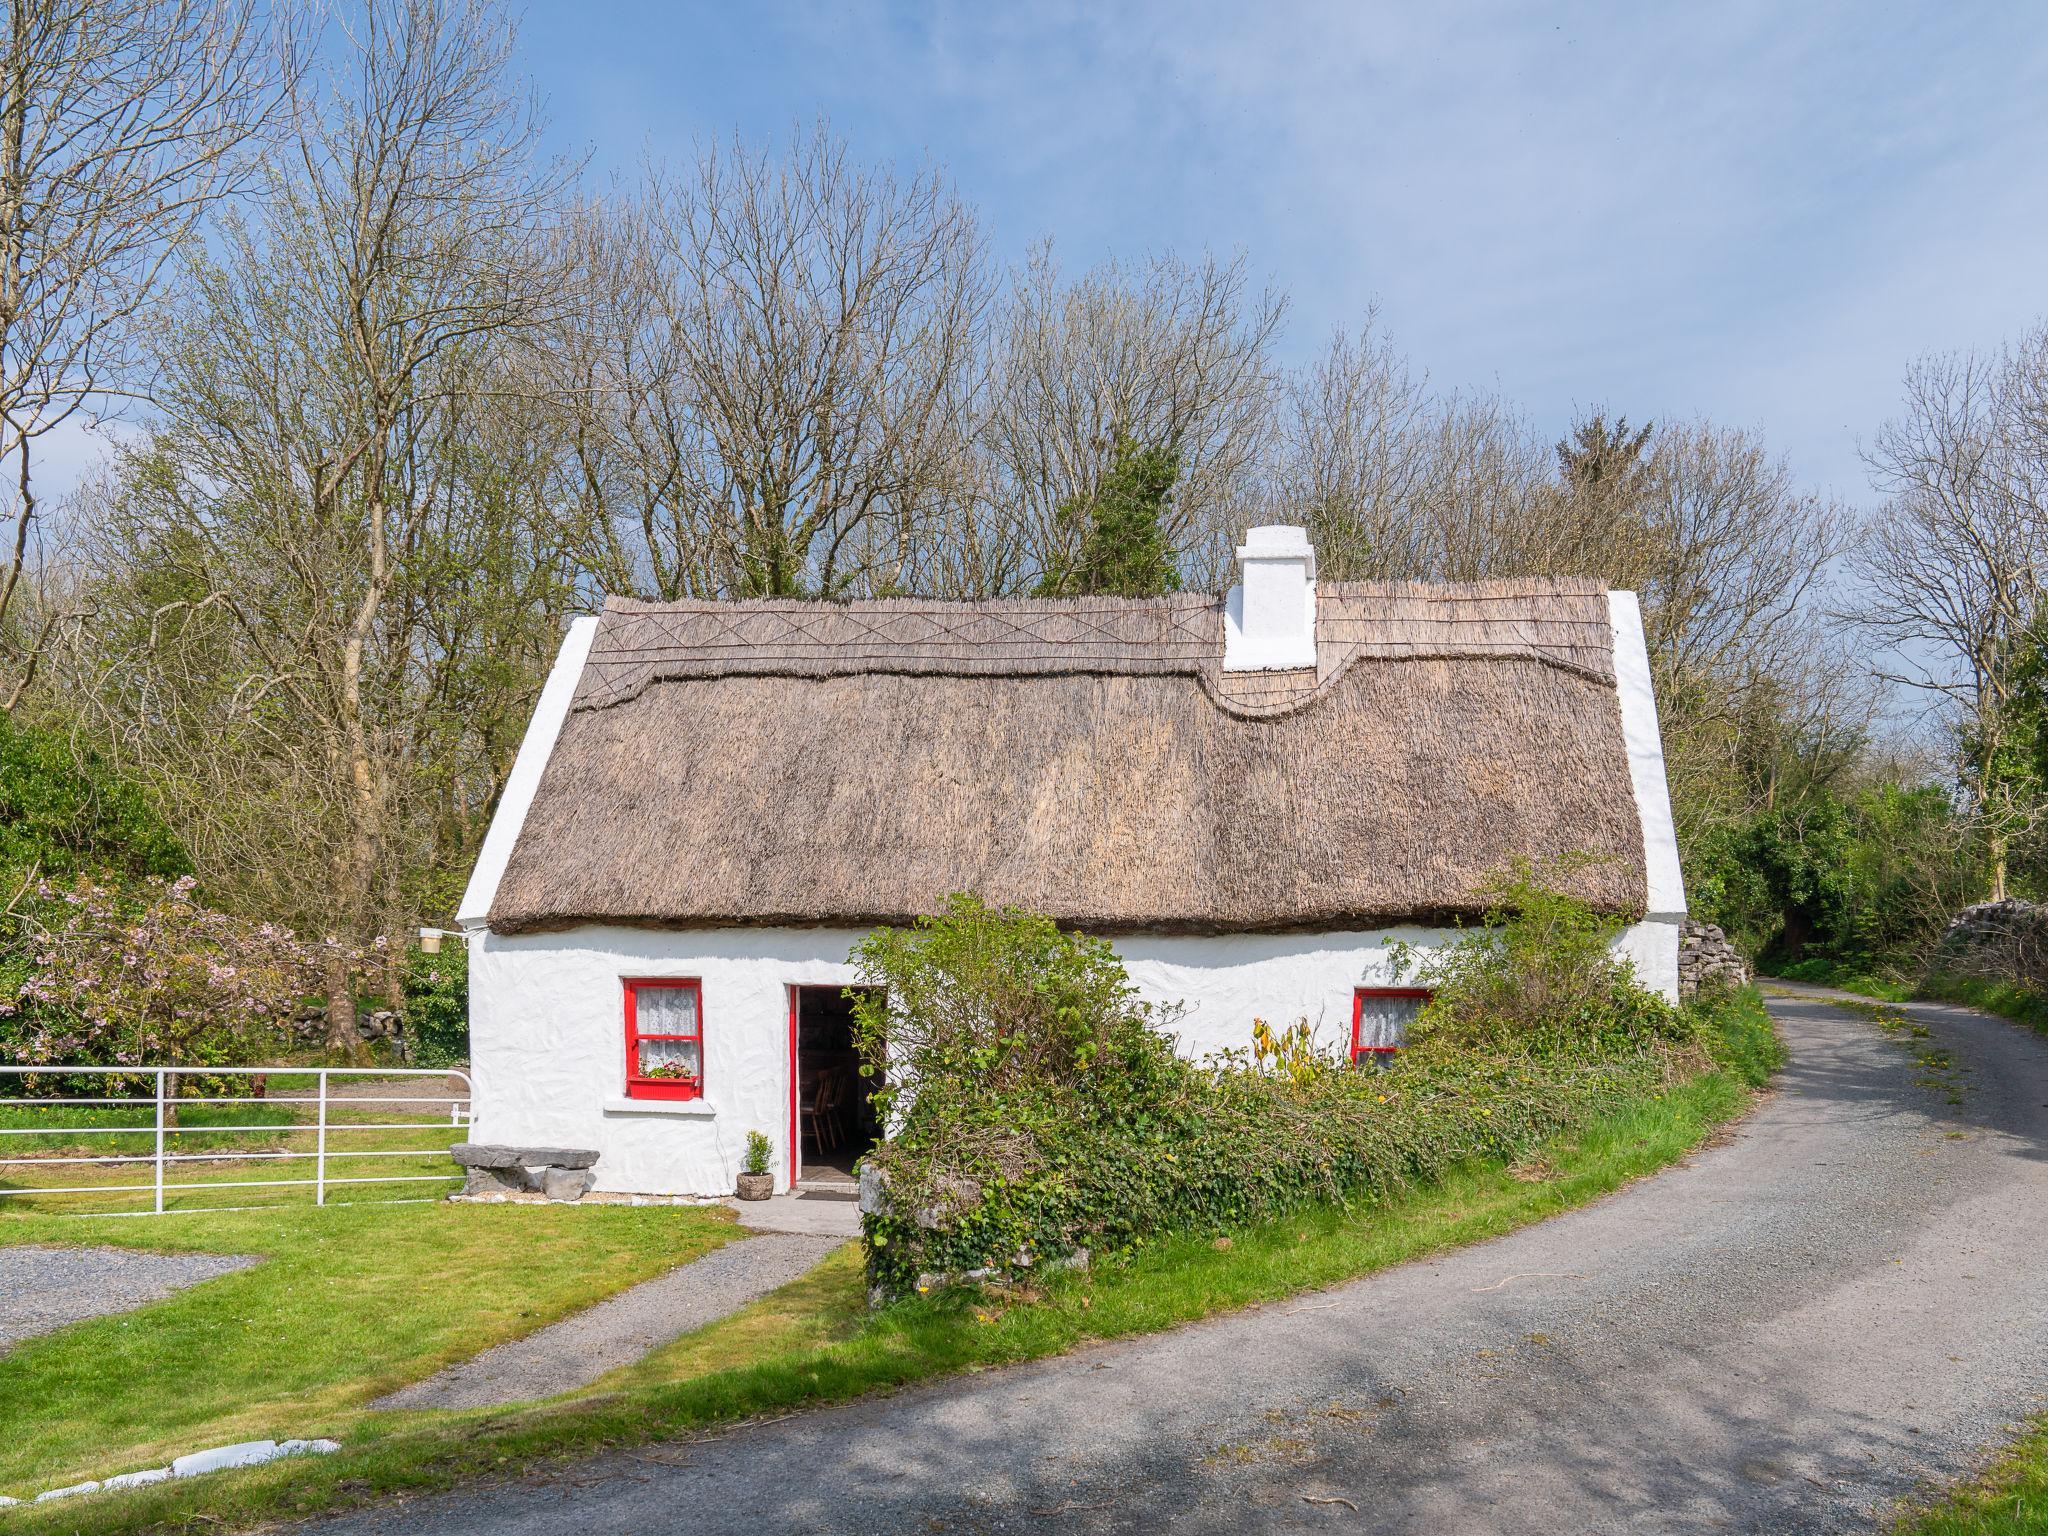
xmin=1555 ymin=413 xmax=1655 ymax=495
xmin=1037 ymin=436 xmax=1182 ymax=598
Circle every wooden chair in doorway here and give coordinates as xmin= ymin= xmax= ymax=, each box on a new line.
xmin=805 ymin=1066 xmax=848 ymax=1153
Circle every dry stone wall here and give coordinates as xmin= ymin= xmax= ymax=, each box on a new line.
xmin=1678 ymin=919 xmax=1750 ymax=997
xmin=1938 ymin=899 xmax=2048 ymax=986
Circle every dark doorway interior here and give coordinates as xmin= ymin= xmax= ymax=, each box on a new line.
xmin=795 ymin=986 xmax=882 ymax=1182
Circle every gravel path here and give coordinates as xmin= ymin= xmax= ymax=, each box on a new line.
xmin=0 ymin=1246 xmax=257 ymax=1351
xmin=374 ymin=1233 xmax=844 ymax=1410
xmin=310 ymin=987 xmax=2048 ymax=1534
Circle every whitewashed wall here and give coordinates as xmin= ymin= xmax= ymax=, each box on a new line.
xmin=467 ymin=917 xmax=1679 ymax=1198
xmin=467 ymin=925 xmax=868 ymax=1198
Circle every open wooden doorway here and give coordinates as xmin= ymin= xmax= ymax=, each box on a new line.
xmin=789 ymin=985 xmax=882 ymax=1192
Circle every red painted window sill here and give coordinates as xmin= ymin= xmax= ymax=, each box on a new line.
xmin=625 ymin=1079 xmax=703 ymax=1102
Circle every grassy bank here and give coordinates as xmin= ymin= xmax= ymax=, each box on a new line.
xmin=1893 ymin=1419 xmax=2048 ymax=1534
xmin=1915 ymin=971 xmax=2048 ymax=1039
xmin=0 ymin=987 xmax=1780 ymax=1535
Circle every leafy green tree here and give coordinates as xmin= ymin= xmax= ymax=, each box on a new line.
xmin=400 ymin=942 xmax=470 ymax=1067
xmin=1686 ymin=783 xmax=1975 ymax=975
xmin=0 ymin=713 xmax=191 ymax=885
xmin=1988 ymin=612 xmax=2048 ymax=889
xmin=1035 ymin=437 xmax=1182 ymax=597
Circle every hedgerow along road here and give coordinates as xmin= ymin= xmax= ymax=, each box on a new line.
xmin=317 ymin=985 xmax=2048 ymax=1534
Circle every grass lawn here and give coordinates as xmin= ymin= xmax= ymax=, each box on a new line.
xmin=0 ymin=1201 xmax=738 ymax=1502
xmin=0 ymin=989 xmax=1783 ymax=1535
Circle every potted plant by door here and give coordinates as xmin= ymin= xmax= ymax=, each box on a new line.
xmin=736 ymin=1130 xmax=775 ymax=1201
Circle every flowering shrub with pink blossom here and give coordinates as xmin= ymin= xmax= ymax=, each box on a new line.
xmin=2 ymin=874 xmax=328 ymax=1075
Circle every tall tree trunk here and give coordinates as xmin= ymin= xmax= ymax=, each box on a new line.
xmin=322 ymin=945 xmax=361 ymax=1055
xmin=0 ymin=18 xmax=33 ymax=657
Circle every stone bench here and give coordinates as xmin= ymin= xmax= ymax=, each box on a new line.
xmin=451 ymin=1143 xmax=599 ymax=1202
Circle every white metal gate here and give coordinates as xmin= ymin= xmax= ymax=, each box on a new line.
xmin=0 ymin=1066 xmax=471 ymax=1216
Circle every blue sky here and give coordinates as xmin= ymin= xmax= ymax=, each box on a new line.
xmin=521 ymin=0 xmax=2048 ymax=511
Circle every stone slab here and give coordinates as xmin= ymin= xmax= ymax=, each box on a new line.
xmin=450 ymin=1144 xmax=599 ymax=1171
xmin=172 ymin=1441 xmax=280 ymax=1477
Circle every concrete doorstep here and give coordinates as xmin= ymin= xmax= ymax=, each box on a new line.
xmin=724 ymin=1187 xmax=863 ymax=1238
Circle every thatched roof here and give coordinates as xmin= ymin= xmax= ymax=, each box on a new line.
xmin=488 ymin=580 xmax=1648 ymax=935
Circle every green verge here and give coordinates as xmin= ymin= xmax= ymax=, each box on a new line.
xmin=1914 ymin=971 xmax=2048 ymax=1039
xmin=0 ymin=988 xmax=1781 ymax=1536
xmin=1892 ymin=1418 xmax=2048 ymax=1536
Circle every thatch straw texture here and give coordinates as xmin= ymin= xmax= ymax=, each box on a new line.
xmin=491 ymin=581 xmax=1645 ymax=935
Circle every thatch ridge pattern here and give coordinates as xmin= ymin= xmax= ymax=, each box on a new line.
xmin=571 ymin=580 xmax=1618 ymax=716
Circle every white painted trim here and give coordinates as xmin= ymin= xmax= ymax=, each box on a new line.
xmin=1607 ymin=591 xmax=1686 ymax=921
xmin=603 ymin=1096 xmax=719 ymax=1118
xmin=456 ymin=616 xmax=600 ymax=928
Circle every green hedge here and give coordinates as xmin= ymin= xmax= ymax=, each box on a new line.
xmin=865 ymin=1041 xmax=1701 ymax=1298
xmin=852 ymin=887 xmax=1727 ymax=1300
xmin=0 ymin=712 xmax=191 ymax=884
xmin=400 ymin=943 xmax=469 ymax=1066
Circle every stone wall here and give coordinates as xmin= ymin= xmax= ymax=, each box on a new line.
xmin=1677 ymin=919 xmax=1750 ymax=997
xmin=1938 ymin=899 xmax=2048 ymax=985
xmin=1941 ymin=898 xmax=2043 ymax=953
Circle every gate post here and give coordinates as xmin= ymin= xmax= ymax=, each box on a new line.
xmin=315 ymin=1069 xmax=329 ymax=1207
xmin=153 ymin=1070 xmax=166 ymax=1215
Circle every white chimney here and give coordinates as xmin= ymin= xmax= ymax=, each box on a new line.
xmin=1223 ymin=524 xmax=1317 ymax=671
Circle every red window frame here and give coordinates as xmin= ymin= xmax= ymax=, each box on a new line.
xmin=623 ymin=978 xmax=704 ymax=1101
xmin=1352 ymin=986 xmax=1431 ymax=1062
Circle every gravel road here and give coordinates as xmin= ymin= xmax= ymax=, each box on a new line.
xmin=307 ymin=987 xmax=2048 ymax=1535
xmin=0 ymin=1246 xmax=256 ymax=1351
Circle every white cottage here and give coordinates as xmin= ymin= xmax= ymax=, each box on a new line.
xmin=456 ymin=526 xmax=1685 ymax=1197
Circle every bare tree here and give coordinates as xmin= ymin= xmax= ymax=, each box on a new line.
xmin=548 ymin=191 xmax=701 ymax=599
xmin=1634 ymin=423 xmax=1841 ymax=696
xmin=0 ymin=0 xmax=290 ymax=709
xmin=986 ymin=245 xmax=1284 ymax=591
xmin=1270 ymin=315 xmax=1432 ymax=578
xmin=1853 ymin=328 xmax=2048 ymax=898
xmin=84 ymin=0 xmax=575 ymax=1049
xmin=616 ymin=125 xmax=993 ymax=599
